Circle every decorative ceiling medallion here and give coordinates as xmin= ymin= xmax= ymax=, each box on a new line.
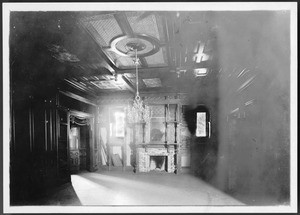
xmin=109 ymin=34 xmax=160 ymax=58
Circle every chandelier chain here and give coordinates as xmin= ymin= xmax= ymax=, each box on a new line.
xmin=134 ymin=48 xmax=140 ymax=100
xmin=126 ymin=43 xmax=151 ymax=124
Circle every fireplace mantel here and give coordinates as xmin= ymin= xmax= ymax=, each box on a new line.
xmin=135 ymin=143 xmax=180 ymax=173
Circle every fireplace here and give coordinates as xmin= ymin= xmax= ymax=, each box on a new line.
xmin=135 ymin=144 xmax=179 ymax=173
xmin=149 ymin=156 xmax=166 ymax=171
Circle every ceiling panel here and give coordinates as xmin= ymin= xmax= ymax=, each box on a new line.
xmin=10 ymin=11 xmax=218 ymax=98
xmin=117 ymin=56 xmax=136 ymax=68
xmin=81 ymin=13 xmax=123 ymax=47
xmin=62 ymin=11 xmax=214 ymax=94
xmin=144 ymin=47 xmax=168 ymax=67
xmin=126 ymin=12 xmax=165 ymax=42
xmin=91 ymin=79 xmax=128 ymax=90
xmin=143 ymin=78 xmax=162 ymax=88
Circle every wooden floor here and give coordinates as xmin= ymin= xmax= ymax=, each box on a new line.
xmin=32 ymin=167 xmax=244 ymax=206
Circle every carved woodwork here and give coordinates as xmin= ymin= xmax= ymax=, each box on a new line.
xmin=136 ymin=144 xmax=178 ymax=173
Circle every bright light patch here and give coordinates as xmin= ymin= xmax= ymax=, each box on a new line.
xmin=115 ymin=112 xmax=125 ymax=137
xmin=70 ymin=127 xmax=79 ymax=149
xmin=194 ymin=68 xmax=208 ymax=76
xmin=196 ymin=112 xmax=206 ymax=137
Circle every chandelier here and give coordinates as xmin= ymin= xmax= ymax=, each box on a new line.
xmin=126 ymin=42 xmax=151 ymax=124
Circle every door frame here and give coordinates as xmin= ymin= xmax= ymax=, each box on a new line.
xmin=69 ymin=110 xmax=96 ymax=172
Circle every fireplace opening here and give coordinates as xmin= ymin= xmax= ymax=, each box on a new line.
xmin=149 ymin=156 xmax=167 ymax=171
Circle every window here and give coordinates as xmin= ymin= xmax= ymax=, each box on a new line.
xmin=194 ymin=105 xmax=210 ymax=139
xmin=196 ymin=112 xmax=207 ymax=137
xmin=115 ymin=112 xmax=125 ymax=137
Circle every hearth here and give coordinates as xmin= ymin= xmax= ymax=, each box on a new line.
xmin=149 ymin=156 xmax=166 ymax=171
xmin=135 ymin=144 xmax=179 ymax=173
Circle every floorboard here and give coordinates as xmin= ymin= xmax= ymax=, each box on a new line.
xmin=68 ymin=168 xmax=244 ymax=206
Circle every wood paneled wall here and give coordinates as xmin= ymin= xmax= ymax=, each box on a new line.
xmin=97 ymin=94 xmax=190 ymax=168
xmin=10 ymin=91 xmax=98 ymax=205
xmin=11 ymin=96 xmax=63 ymax=204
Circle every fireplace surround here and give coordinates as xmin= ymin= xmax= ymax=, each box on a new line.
xmin=135 ymin=144 xmax=179 ymax=173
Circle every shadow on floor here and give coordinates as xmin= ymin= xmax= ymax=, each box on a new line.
xmin=16 ymin=182 xmax=82 ymax=206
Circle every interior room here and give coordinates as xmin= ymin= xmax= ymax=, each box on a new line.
xmin=5 ymin=3 xmax=295 ymax=212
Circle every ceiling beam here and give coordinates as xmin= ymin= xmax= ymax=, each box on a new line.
xmin=115 ymin=60 xmax=211 ymax=75
xmin=121 ymin=75 xmax=136 ymax=93
xmin=64 ymin=78 xmax=97 ymax=95
xmin=162 ymin=16 xmax=173 ymax=67
xmin=173 ymin=60 xmax=212 ymax=71
xmin=116 ymin=66 xmax=171 ymax=75
xmin=140 ymin=86 xmax=188 ymax=95
xmin=114 ymin=12 xmax=134 ymax=36
xmin=59 ymin=81 xmax=97 ymax=100
xmin=59 ymin=90 xmax=97 ymax=107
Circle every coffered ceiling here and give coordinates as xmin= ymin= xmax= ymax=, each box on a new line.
xmin=10 ymin=11 xmax=217 ymax=98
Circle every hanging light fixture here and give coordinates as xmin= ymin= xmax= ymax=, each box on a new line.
xmin=126 ymin=41 xmax=151 ymax=124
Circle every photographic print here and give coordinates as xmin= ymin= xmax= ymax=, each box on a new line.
xmin=2 ymin=2 xmax=297 ymax=214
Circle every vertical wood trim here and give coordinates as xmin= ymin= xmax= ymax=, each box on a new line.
xmin=96 ymin=106 xmax=101 ymax=167
xmin=133 ymin=125 xmax=137 ymax=172
xmin=174 ymin=104 xmax=178 ymax=143
xmin=107 ymin=111 xmax=111 ymax=170
xmin=177 ymin=104 xmax=182 ymax=173
xmin=123 ymin=120 xmax=127 ymax=170
xmin=66 ymin=111 xmax=71 ymax=177
xmin=56 ymin=109 xmax=59 ymax=177
xmin=44 ymin=108 xmax=48 ymax=151
xmin=49 ymin=109 xmax=53 ymax=151
xmin=164 ymin=104 xmax=168 ymax=144
xmin=12 ymin=107 xmax=16 ymax=153
xmin=89 ymin=117 xmax=95 ymax=171
xmin=55 ymin=93 xmax=59 ymax=177
xmin=174 ymin=124 xmax=177 ymax=144
xmin=162 ymin=16 xmax=172 ymax=66
xmin=142 ymin=123 xmax=145 ymax=143
xmin=29 ymin=107 xmax=32 ymax=152
xmin=32 ymin=109 xmax=35 ymax=151
xmin=56 ymin=91 xmax=60 ymax=107
xmin=123 ymin=105 xmax=127 ymax=169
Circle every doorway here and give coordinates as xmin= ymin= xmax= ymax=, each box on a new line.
xmin=69 ymin=111 xmax=94 ymax=174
